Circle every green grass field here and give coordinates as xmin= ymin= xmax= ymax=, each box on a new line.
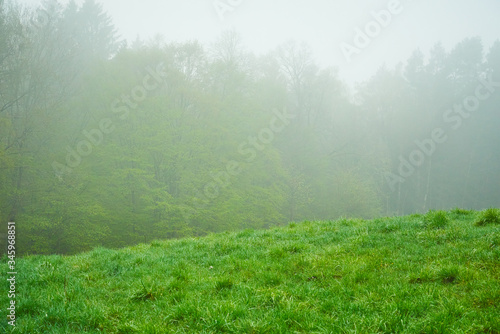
xmin=2 ymin=209 xmax=499 ymax=333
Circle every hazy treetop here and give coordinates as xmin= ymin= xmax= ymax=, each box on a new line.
xmin=14 ymin=0 xmax=499 ymax=86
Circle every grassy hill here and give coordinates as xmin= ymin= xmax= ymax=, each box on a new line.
xmin=2 ymin=209 xmax=499 ymax=333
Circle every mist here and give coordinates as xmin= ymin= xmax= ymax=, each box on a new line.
xmin=1 ymin=0 xmax=499 ymax=255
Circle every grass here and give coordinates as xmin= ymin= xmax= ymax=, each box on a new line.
xmin=423 ymin=210 xmax=449 ymax=229
xmin=474 ymin=208 xmax=500 ymax=226
xmin=1 ymin=209 xmax=499 ymax=333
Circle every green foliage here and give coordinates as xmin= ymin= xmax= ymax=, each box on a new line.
xmin=1 ymin=210 xmax=499 ymax=333
xmin=474 ymin=208 xmax=500 ymax=226
xmin=1 ymin=0 xmax=499 ymax=256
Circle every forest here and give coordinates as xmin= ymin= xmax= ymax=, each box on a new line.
xmin=1 ymin=0 xmax=499 ymax=255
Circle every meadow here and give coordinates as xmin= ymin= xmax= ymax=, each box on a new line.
xmin=2 ymin=209 xmax=499 ymax=333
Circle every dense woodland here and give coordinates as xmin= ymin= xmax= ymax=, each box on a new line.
xmin=1 ymin=0 xmax=499 ymax=255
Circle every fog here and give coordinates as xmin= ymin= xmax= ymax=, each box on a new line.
xmin=18 ymin=0 xmax=500 ymax=84
xmin=1 ymin=0 xmax=499 ymax=254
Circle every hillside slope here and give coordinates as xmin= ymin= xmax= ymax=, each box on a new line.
xmin=2 ymin=209 xmax=499 ymax=333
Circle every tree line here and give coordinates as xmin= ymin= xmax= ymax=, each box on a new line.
xmin=1 ymin=0 xmax=499 ymax=255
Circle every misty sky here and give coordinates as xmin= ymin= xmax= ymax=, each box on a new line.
xmin=17 ymin=0 xmax=500 ymax=86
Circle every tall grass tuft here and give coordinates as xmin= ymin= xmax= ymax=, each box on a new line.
xmin=474 ymin=208 xmax=500 ymax=226
xmin=424 ymin=210 xmax=449 ymax=229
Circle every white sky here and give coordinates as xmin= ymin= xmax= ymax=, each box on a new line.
xmin=15 ymin=0 xmax=500 ymax=86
